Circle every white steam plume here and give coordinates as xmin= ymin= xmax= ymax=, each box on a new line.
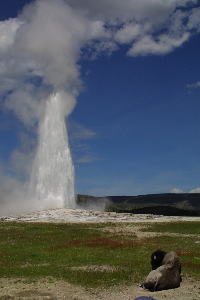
xmin=0 ymin=0 xmax=89 ymax=215
xmin=0 ymin=0 xmax=200 ymax=215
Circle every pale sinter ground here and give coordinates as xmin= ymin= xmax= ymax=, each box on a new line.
xmin=0 ymin=208 xmax=200 ymax=300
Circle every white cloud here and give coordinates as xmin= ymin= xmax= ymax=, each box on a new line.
xmin=84 ymin=40 xmax=118 ymax=59
xmin=127 ymin=32 xmax=189 ymax=56
xmin=187 ymin=7 xmax=200 ymax=32
xmin=171 ymin=187 xmax=200 ymax=194
xmin=88 ymin=20 xmax=111 ymax=40
xmin=69 ymin=0 xmax=199 ymax=57
xmin=114 ymin=23 xmax=142 ymax=44
xmin=190 ymin=187 xmax=200 ymax=193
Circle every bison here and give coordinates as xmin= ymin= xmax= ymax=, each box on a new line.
xmin=142 ymin=250 xmax=182 ymax=291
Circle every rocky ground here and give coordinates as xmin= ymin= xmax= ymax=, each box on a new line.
xmin=0 ymin=208 xmax=200 ymax=300
xmin=1 ymin=207 xmax=200 ymax=223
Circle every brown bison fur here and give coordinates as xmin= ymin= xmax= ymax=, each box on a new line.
xmin=151 ymin=250 xmax=182 ymax=279
xmin=142 ymin=251 xmax=181 ymax=291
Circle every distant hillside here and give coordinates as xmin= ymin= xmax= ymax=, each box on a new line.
xmin=76 ymin=193 xmax=200 ymax=216
xmin=107 ymin=193 xmax=200 ymax=206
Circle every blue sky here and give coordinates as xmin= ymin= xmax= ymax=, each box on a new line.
xmin=73 ymin=39 xmax=200 ymax=196
xmin=0 ymin=0 xmax=200 ymax=200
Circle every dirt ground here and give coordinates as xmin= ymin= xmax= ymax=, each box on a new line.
xmin=0 ymin=273 xmax=199 ymax=300
xmin=0 ymin=221 xmax=200 ymax=300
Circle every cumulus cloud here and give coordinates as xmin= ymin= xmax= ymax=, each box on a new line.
xmin=114 ymin=24 xmax=142 ymax=44
xmin=72 ymin=0 xmax=200 ymax=57
xmin=190 ymin=187 xmax=200 ymax=193
xmin=187 ymin=7 xmax=200 ymax=32
xmin=127 ymin=32 xmax=190 ymax=56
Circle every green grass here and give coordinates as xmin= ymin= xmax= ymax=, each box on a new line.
xmin=0 ymin=221 xmax=199 ymax=287
xmin=141 ymin=221 xmax=200 ymax=235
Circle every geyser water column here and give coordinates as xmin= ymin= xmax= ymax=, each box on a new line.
xmin=30 ymin=92 xmax=76 ymax=210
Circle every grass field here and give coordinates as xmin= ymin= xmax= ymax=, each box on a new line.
xmin=0 ymin=221 xmax=199 ymax=287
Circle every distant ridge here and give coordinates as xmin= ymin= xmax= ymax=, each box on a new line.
xmin=77 ymin=193 xmax=200 ymax=216
xmin=107 ymin=193 xmax=200 ymax=206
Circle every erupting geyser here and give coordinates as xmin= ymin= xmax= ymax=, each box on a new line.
xmin=30 ymin=92 xmax=76 ymax=210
